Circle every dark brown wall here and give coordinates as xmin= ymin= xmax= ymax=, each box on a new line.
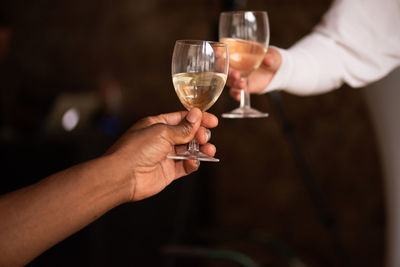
xmin=0 ymin=0 xmax=384 ymax=266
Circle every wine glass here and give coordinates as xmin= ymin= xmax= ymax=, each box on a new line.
xmin=168 ymin=40 xmax=228 ymax=162
xmin=219 ymin=11 xmax=270 ymax=118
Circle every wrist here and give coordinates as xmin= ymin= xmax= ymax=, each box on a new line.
xmin=94 ymin=153 xmax=136 ymax=204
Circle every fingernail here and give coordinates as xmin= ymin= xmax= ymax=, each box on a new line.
xmin=205 ymin=129 xmax=211 ymax=142
xmin=195 ymin=160 xmax=200 ymax=167
xmin=186 ymin=109 xmax=198 ymax=124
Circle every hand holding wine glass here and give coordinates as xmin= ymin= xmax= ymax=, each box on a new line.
xmin=168 ymin=40 xmax=228 ymax=162
xmin=227 ymin=46 xmax=282 ymax=101
xmin=219 ymin=11 xmax=270 ymax=118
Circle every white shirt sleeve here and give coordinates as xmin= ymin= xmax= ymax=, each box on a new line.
xmin=264 ymin=0 xmax=400 ymax=96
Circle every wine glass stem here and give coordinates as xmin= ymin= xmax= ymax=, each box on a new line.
xmin=239 ymin=77 xmax=251 ymax=108
xmin=188 ymin=140 xmax=199 ymax=153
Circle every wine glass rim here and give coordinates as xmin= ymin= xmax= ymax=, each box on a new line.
xmin=220 ymin=10 xmax=268 ymax=15
xmin=175 ymin=40 xmax=227 ymax=47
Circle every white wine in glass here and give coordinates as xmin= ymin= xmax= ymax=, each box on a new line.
xmin=219 ymin=11 xmax=270 ymax=118
xmin=173 ymin=72 xmax=227 ymax=111
xmin=168 ymin=40 xmax=228 ymax=162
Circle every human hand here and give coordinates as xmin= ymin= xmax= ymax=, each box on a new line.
xmin=226 ymin=47 xmax=282 ymax=101
xmin=105 ymin=108 xmax=218 ymax=201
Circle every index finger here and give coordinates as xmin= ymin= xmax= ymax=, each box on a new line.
xmin=226 ymin=69 xmax=240 ymax=87
xmin=201 ymin=112 xmax=218 ymax=129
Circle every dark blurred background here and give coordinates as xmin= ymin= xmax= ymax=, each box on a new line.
xmin=0 ymin=0 xmax=384 ymax=266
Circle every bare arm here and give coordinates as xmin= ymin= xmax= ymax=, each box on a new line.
xmin=0 ymin=156 xmax=131 ymax=266
xmin=0 ymin=108 xmax=218 ymax=266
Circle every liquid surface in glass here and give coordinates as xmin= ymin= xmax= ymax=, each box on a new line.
xmin=173 ymin=72 xmax=227 ymax=111
xmin=220 ymin=38 xmax=267 ymax=77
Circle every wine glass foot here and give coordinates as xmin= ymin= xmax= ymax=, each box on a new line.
xmin=167 ymin=151 xmax=220 ymax=162
xmin=222 ymin=107 xmax=269 ymax=119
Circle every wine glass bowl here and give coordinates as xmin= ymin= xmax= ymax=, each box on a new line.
xmin=168 ymin=40 xmax=228 ymax=162
xmin=172 ymin=71 xmax=227 ymax=112
xmin=220 ymin=38 xmax=267 ymax=77
xmin=219 ymin=11 xmax=270 ymax=118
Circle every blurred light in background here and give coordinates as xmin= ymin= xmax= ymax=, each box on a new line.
xmin=62 ymin=108 xmax=79 ymax=131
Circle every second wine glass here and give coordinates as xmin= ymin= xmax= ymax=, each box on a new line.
xmin=168 ymin=40 xmax=228 ymax=162
xmin=219 ymin=11 xmax=270 ymax=118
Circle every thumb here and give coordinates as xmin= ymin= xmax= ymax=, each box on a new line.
xmin=163 ymin=108 xmax=202 ymax=145
xmin=263 ymin=47 xmax=281 ymax=71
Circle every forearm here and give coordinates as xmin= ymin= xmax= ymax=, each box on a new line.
xmin=0 ymin=154 xmax=132 ymax=266
xmin=266 ymin=34 xmax=345 ymax=96
xmin=266 ymin=0 xmax=400 ymax=96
